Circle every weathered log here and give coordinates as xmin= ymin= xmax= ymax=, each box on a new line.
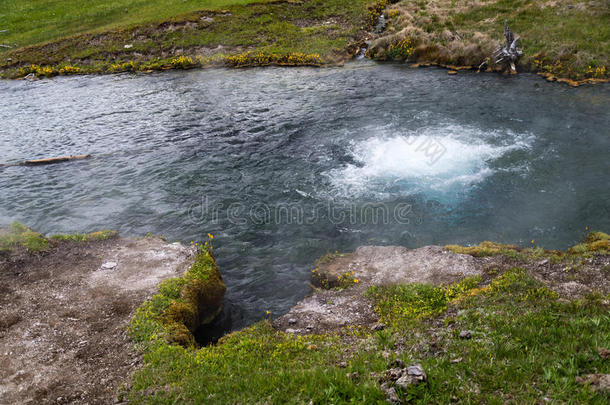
xmin=23 ymin=154 xmax=91 ymax=166
xmin=479 ymin=21 xmax=523 ymax=74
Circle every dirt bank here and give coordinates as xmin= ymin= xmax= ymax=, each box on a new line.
xmin=0 ymin=235 xmax=195 ymax=404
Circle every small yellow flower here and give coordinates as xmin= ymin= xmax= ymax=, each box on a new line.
xmin=354 ymin=279 xmax=360 ymax=284
xmin=265 ymin=310 xmax=271 ymax=315
xmin=531 ymin=240 xmax=535 ymax=244
xmin=208 ymin=233 xmax=214 ymax=239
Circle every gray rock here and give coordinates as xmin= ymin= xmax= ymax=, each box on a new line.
xmin=384 ymin=386 xmax=399 ymax=404
xmin=395 ymin=364 xmax=427 ymax=389
xmin=459 ymin=330 xmax=472 ymax=339
xmin=288 ymin=318 xmax=297 ymax=325
xmin=371 ymin=323 xmax=386 ymax=331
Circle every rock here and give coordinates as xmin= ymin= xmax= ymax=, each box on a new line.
xmin=101 ymin=262 xmax=117 ymax=270
xmin=575 ymin=374 xmax=610 ymax=392
xmin=285 ymin=328 xmax=300 ymax=334
xmin=450 ymin=357 xmax=463 ymax=363
xmin=448 ymin=70 xmax=458 ymax=75
xmin=385 ymin=367 xmax=403 ymax=381
xmin=338 ymin=361 xmax=347 ymax=368
xmin=395 ymin=364 xmax=427 ymax=389
xmin=384 ymin=386 xmax=399 ymax=404
xmin=315 ymin=245 xmax=482 ymax=288
xmin=371 ymin=323 xmax=386 ymax=331
xmin=598 ymin=347 xmax=610 ymax=359
xmin=459 ymin=330 xmax=472 ymax=339
xmin=288 ymin=318 xmax=297 ymax=325
xmin=123 ymin=44 xmax=133 ymax=49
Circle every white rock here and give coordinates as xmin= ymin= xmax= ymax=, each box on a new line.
xmin=101 ymin=262 xmax=117 ymax=270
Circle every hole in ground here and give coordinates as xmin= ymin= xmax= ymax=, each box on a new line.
xmin=194 ymin=299 xmax=234 ymax=346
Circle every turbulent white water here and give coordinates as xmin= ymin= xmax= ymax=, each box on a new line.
xmin=329 ymin=123 xmax=533 ymax=197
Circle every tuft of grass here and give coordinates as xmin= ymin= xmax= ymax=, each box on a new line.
xmin=0 ymin=222 xmax=48 ymax=253
xmin=50 ymin=230 xmax=119 ymax=242
xmin=568 ymin=231 xmax=610 ymax=255
xmin=0 ymin=223 xmax=119 ymax=253
xmin=445 ymin=240 xmax=521 ymax=257
xmin=366 ymin=275 xmax=481 ymax=326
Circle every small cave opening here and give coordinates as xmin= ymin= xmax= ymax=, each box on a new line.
xmin=194 ymin=299 xmax=233 ymax=346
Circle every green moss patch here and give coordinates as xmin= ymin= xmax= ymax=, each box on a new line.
xmin=50 ymin=230 xmax=119 ymax=242
xmin=0 ymin=222 xmax=48 ymax=253
xmin=129 ymin=245 xmax=226 ymax=348
xmin=445 ymin=241 xmax=522 ymax=257
xmin=568 ymin=231 xmax=610 ymax=255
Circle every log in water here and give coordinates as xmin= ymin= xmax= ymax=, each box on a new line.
xmin=23 ymin=154 xmax=90 ymax=166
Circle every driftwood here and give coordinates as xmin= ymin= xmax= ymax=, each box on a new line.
xmin=480 ymin=21 xmax=523 ymax=74
xmin=23 ymin=154 xmax=91 ymax=166
xmin=0 ymin=44 xmax=11 ymax=49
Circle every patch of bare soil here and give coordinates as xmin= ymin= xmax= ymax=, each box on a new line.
xmin=0 ymin=236 xmax=194 ymax=404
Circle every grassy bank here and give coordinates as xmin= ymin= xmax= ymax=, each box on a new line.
xmin=126 ymin=232 xmax=609 ymax=403
xmin=0 ymin=0 xmax=371 ymax=78
xmin=368 ymin=0 xmax=609 ymax=83
xmin=0 ymin=222 xmax=118 ymax=253
xmin=1 ymin=0 xmax=607 ymax=82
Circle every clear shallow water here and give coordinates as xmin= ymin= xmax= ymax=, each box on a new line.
xmin=1 ymin=61 xmax=609 ymax=328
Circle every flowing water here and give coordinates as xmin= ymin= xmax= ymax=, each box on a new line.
xmin=1 ymin=61 xmax=609 ymax=328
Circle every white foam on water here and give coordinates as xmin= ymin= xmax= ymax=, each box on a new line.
xmin=328 ymin=123 xmax=533 ymax=198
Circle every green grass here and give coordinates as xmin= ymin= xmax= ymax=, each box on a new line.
xmin=0 ymin=222 xmax=48 ymax=252
xmin=0 ymin=0 xmax=257 ymax=51
xmin=0 ymin=0 xmax=371 ymax=77
xmin=0 ymin=222 xmax=118 ymax=253
xmin=127 ymin=264 xmax=609 ymax=403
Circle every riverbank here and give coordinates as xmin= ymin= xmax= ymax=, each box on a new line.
xmin=1 ymin=0 xmax=607 ymax=83
xmin=0 ymin=0 xmax=371 ymax=79
xmin=126 ymin=231 xmax=610 ymax=403
xmin=2 ymin=224 xmax=608 ymax=403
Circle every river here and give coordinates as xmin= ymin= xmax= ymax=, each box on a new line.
xmin=1 ymin=60 xmax=609 ymax=327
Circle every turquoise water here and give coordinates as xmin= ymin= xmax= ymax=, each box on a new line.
xmin=1 ymin=61 xmax=608 ymax=327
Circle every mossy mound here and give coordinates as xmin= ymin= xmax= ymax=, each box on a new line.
xmin=568 ymin=231 xmax=610 ymax=255
xmin=129 ymin=245 xmax=226 ymax=348
xmin=0 ymin=222 xmax=118 ymax=253
xmin=445 ymin=241 xmax=521 ymax=257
